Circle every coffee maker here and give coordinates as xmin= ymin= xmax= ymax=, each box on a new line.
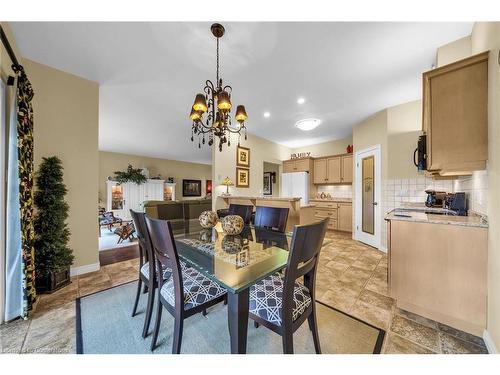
xmin=425 ymin=190 xmax=446 ymax=208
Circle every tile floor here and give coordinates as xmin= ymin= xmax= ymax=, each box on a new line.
xmin=0 ymin=232 xmax=488 ymax=354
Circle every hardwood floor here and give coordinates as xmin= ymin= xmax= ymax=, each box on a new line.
xmin=99 ymin=244 xmax=139 ymax=266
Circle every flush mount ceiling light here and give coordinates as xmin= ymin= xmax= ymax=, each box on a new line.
xmin=295 ymin=118 xmax=321 ymax=131
xmin=297 ymin=97 xmax=305 ymax=104
xmin=189 ymin=23 xmax=248 ymax=152
xmin=263 ymin=111 xmax=271 ymax=118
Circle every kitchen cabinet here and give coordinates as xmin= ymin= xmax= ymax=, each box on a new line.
xmin=423 ymin=51 xmax=489 ymax=176
xmin=283 ymin=157 xmax=313 ymax=173
xmin=313 ymin=154 xmax=352 ymax=184
xmin=338 ymin=203 xmax=353 ymax=232
xmin=388 ymin=219 xmax=487 ymax=336
xmin=313 ymin=158 xmax=327 ymax=183
xmin=310 ymin=200 xmax=352 ymax=232
xmin=341 ymin=155 xmax=353 ymax=183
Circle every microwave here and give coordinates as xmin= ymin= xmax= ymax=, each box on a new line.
xmin=413 ymin=135 xmax=427 ymax=171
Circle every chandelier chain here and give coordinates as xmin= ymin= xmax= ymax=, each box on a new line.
xmin=216 ymin=37 xmax=220 ymax=86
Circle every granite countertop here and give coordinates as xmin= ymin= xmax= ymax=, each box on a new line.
xmin=221 ymin=196 xmax=301 ymax=202
xmin=385 ymin=205 xmax=488 ymax=228
xmin=310 ymin=198 xmax=352 ymax=203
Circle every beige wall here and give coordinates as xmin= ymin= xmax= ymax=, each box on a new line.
xmin=212 ymin=133 xmax=290 ymax=209
xmin=99 ymin=151 xmax=212 ymax=205
xmin=291 ymin=136 xmax=352 ymax=158
xmin=22 ymin=59 xmax=99 ymax=269
xmin=387 ymin=100 xmax=423 ymax=179
xmin=471 ymin=22 xmax=500 ymax=352
xmin=437 ymin=36 xmax=472 ymax=67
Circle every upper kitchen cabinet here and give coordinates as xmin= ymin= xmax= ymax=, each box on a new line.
xmin=423 ymin=51 xmax=489 ymax=176
xmin=313 ymin=154 xmax=352 ymax=184
xmin=341 ymin=154 xmax=353 ymax=183
xmin=283 ymin=157 xmax=313 ymax=173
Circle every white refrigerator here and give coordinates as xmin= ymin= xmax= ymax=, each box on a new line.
xmin=280 ymin=172 xmax=309 ymax=207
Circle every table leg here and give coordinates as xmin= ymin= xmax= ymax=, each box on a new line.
xmin=227 ymin=288 xmax=249 ymax=354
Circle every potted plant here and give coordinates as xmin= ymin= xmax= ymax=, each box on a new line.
xmin=34 ymin=156 xmax=74 ymax=293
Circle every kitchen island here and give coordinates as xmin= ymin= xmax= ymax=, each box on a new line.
xmin=385 ymin=206 xmax=488 ymax=336
xmin=218 ymin=196 xmax=312 ymax=232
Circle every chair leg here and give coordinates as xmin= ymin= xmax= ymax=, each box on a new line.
xmin=142 ymin=280 xmax=155 ymax=338
xmin=308 ymin=311 xmax=322 ymax=354
xmin=254 ymin=321 xmax=259 ymax=328
xmin=224 ymin=295 xmax=228 ymax=305
xmin=143 ymin=284 xmax=148 ymax=294
xmin=202 ymin=309 xmax=207 ymax=316
xmin=172 ymin=317 xmax=184 ymax=354
xmin=131 ymin=278 xmax=142 ymax=317
xmin=282 ymin=330 xmax=294 ymax=354
xmin=150 ymin=292 xmax=163 ymax=351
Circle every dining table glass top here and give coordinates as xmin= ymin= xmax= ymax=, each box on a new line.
xmin=170 ymin=219 xmax=332 ymax=293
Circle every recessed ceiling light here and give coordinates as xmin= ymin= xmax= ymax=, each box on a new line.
xmin=297 ymin=97 xmax=305 ymax=104
xmin=263 ymin=112 xmax=271 ymax=118
xmin=295 ymin=118 xmax=321 ymax=131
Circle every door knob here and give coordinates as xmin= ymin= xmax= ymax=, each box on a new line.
xmin=373 ymin=202 xmax=378 ymax=206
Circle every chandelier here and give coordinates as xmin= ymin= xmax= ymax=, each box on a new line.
xmin=189 ymin=23 xmax=248 ymax=152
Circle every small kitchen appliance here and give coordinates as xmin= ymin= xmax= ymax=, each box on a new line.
xmin=425 ymin=189 xmax=447 ymax=207
xmin=445 ymin=192 xmax=467 ymax=216
xmin=414 ymin=135 xmax=427 ymax=171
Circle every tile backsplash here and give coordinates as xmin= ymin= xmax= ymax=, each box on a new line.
xmin=453 ymin=170 xmax=488 ymax=215
xmin=316 ymin=185 xmax=353 ymax=199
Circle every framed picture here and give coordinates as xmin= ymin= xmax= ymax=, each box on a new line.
xmin=182 ymin=179 xmax=202 ymax=197
xmin=236 ymin=167 xmax=250 ymax=188
xmin=236 ymin=145 xmax=250 ymax=167
xmin=263 ymin=172 xmax=272 ymax=195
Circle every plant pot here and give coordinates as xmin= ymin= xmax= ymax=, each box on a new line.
xmin=36 ymin=268 xmax=71 ymax=294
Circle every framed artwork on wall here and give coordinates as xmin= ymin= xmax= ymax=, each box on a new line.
xmin=236 ymin=167 xmax=250 ymax=188
xmin=182 ymin=179 xmax=202 ymax=197
xmin=263 ymin=172 xmax=272 ymax=195
xmin=236 ymin=145 xmax=250 ymax=168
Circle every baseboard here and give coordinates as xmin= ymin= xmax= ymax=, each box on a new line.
xmin=70 ymin=262 xmax=100 ymax=277
xmin=483 ymin=329 xmax=498 ymax=354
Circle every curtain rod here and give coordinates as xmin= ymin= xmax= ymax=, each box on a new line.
xmin=0 ymin=25 xmax=22 ymax=85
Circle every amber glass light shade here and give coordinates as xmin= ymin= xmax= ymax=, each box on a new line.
xmin=217 ymin=91 xmax=232 ymax=111
xmin=189 ymin=108 xmax=202 ymax=122
xmin=235 ymin=105 xmax=248 ymax=123
xmin=193 ymin=93 xmax=208 ymax=112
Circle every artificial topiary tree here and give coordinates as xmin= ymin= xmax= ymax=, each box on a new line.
xmin=34 ymin=156 xmax=74 ymax=291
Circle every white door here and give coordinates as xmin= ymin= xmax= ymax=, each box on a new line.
xmin=355 ymin=145 xmax=381 ymax=249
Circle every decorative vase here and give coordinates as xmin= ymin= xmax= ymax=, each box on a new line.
xmin=199 ymin=210 xmax=218 ymax=229
xmin=221 ymin=215 xmax=244 ymax=235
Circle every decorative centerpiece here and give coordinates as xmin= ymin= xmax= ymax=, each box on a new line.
xmin=199 ymin=210 xmax=218 ymax=229
xmin=221 ymin=215 xmax=244 ymax=235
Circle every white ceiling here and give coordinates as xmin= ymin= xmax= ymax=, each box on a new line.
xmin=10 ymin=22 xmax=472 ymax=164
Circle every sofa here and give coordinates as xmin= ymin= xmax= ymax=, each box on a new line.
xmin=143 ymin=199 xmax=212 ymax=221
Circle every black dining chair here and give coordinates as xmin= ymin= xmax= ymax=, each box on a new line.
xmin=217 ymin=204 xmax=254 ymax=224
xmin=130 ymin=210 xmax=183 ymax=338
xmin=248 ymin=218 xmax=328 ymax=354
xmin=254 ymin=206 xmax=289 ymax=232
xmin=145 ymin=216 xmax=227 ymax=353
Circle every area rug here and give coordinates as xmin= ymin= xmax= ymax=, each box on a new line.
xmin=76 ymin=281 xmax=384 ymax=354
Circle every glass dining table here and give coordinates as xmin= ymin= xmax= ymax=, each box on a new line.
xmin=171 ymin=220 xmax=292 ymax=354
xmin=169 ymin=219 xmax=331 ymax=354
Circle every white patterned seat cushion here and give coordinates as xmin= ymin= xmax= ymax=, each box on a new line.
xmin=249 ymin=273 xmax=312 ymax=326
xmin=140 ymin=261 xmax=187 ymax=281
xmin=160 ymin=267 xmax=227 ymax=310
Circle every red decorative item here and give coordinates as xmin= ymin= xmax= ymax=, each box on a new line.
xmin=346 ymin=144 xmax=353 ymax=154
